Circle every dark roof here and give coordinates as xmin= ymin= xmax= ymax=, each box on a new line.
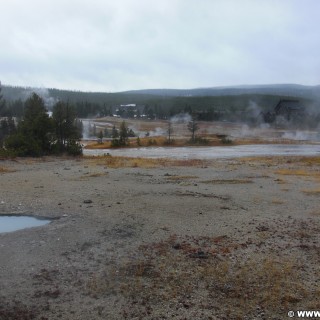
xmin=274 ymin=99 xmax=304 ymax=114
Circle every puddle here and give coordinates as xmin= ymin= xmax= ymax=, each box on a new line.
xmin=83 ymin=144 xmax=320 ymax=159
xmin=0 ymin=215 xmax=51 ymax=233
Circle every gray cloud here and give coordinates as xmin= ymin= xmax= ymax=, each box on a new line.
xmin=0 ymin=0 xmax=319 ymax=91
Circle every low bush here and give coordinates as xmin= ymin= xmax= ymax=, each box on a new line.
xmin=220 ymin=137 xmax=233 ymax=144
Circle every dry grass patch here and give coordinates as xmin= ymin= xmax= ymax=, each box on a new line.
xmin=272 ymin=198 xmax=285 ymax=205
xmin=242 ymin=156 xmax=320 ymax=168
xmin=276 ymin=169 xmax=320 ymax=183
xmin=165 ymin=175 xmax=198 ymax=181
xmin=202 ymin=178 xmax=253 ymax=184
xmin=309 ymin=210 xmax=320 ymax=217
xmin=75 ymin=172 xmax=109 ymax=181
xmin=298 ymin=156 xmax=320 ymax=166
xmin=85 ymin=141 xmax=112 ymax=149
xmin=0 ymin=166 xmax=15 ymax=173
xmin=275 ymin=178 xmax=287 ymax=184
xmin=302 ymin=188 xmax=320 ymax=196
xmin=85 ymin=156 xmax=209 ymax=169
xmin=275 ymin=169 xmax=315 ymax=176
xmin=86 ymin=234 xmax=314 ymax=319
xmin=85 ymin=172 xmax=108 ymax=178
xmin=240 ymin=156 xmax=284 ymax=166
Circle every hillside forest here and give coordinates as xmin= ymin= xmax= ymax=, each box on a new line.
xmin=1 ymin=83 xmax=320 ymax=156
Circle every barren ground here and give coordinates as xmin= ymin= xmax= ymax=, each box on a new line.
xmin=0 ymin=155 xmax=320 ymax=319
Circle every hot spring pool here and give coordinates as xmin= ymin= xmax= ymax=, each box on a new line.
xmin=0 ymin=215 xmax=51 ymax=233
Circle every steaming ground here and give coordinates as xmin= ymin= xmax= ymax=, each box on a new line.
xmin=83 ymin=144 xmax=320 ymax=158
xmin=81 ymin=117 xmax=320 ymax=143
xmin=0 ymin=155 xmax=320 ymax=319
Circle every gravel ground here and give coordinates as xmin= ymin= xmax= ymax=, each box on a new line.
xmin=0 ymin=155 xmax=319 ymax=319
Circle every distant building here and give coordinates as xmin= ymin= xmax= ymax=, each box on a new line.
xmin=274 ymin=99 xmax=305 ymax=121
xmin=120 ymin=104 xmax=136 ymax=107
xmin=260 ymin=99 xmax=306 ymax=125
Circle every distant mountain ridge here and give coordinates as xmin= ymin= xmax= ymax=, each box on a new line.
xmin=2 ymin=83 xmax=320 ymax=102
xmin=122 ymin=84 xmax=320 ymax=99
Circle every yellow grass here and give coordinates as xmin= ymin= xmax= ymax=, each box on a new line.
xmin=275 ymin=169 xmax=320 ymax=182
xmin=85 ymin=172 xmax=108 ymax=178
xmin=272 ymin=199 xmax=285 ymax=204
xmin=0 ymin=166 xmax=14 ymax=173
xmin=166 ymin=175 xmax=198 ymax=181
xmin=298 ymin=156 xmax=320 ymax=166
xmin=85 ymin=155 xmax=209 ymax=169
xmin=309 ymin=210 xmax=320 ymax=216
xmin=302 ymin=189 xmax=320 ymax=195
xmin=275 ymin=178 xmax=287 ymax=184
xmin=85 ymin=142 xmax=112 ymax=149
xmin=202 ymin=179 xmax=253 ymax=184
xmin=86 ymin=234 xmax=311 ymax=319
xmin=85 ymin=136 xmax=236 ymax=149
xmin=275 ymin=169 xmax=314 ymax=176
xmin=241 ymin=156 xmax=320 ymax=167
xmin=71 ymin=172 xmax=109 ymax=181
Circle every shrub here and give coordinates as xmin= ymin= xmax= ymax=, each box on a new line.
xmin=4 ymin=133 xmax=42 ymax=156
xmin=188 ymin=136 xmax=209 ymax=145
xmin=147 ymin=139 xmax=157 ymax=146
xmin=66 ymin=140 xmax=83 ymax=156
xmin=220 ymin=137 xmax=233 ymax=144
xmin=164 ymin=138 xmax=175 ymax=145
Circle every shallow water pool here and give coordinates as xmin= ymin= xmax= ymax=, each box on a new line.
xmin=0 ymin=215 xmax=51 ymax=233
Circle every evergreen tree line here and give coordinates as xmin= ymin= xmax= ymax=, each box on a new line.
xmin=0 ymin=91 xmax=82 ymax=156
xmin=2 ymin=84 xmax=316 ymax=122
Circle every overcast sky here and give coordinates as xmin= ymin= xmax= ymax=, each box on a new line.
xmin=1 ymin=0 xmax=319 ymax=92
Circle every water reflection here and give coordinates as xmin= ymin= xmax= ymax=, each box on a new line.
xmin=0 ymin=215 xmax=51 ymax=233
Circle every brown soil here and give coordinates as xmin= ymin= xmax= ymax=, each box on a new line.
xmin=0 ymin=155 xmax=319 ymax=319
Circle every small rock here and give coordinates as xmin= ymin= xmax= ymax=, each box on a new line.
xmin=256 ymin=225 xmax=269 ymax=232
xmin=83 ymin=200 xmax=93 ymax=204
xmin=189 ymin=250 xmax=209 ymax=259
xmin=172 ymin=243 xmax=182 ymax=250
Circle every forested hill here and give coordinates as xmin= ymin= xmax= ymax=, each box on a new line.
xmin=122 ymin=84 xmax=320 ymax=99
xmin=2 ymin=84 xmax=320 ymax=103
xmin=1 ymin=83 xmax=319 ymax=119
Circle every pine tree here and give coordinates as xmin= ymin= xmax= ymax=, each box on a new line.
xmin=5 ymin=93 xmax=53 ymax=156
xmin=112 ymin=125 xmax=119 ymax=138
xmin=0 ymin=83 xmax=6 ymax=116
xmin=119 ymin=121 xmax=129 ymax=146
xmin=20 ymin=93 xmax=53 ymax=153
xmin=52 ymin=101 xmax=82 ymax=154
